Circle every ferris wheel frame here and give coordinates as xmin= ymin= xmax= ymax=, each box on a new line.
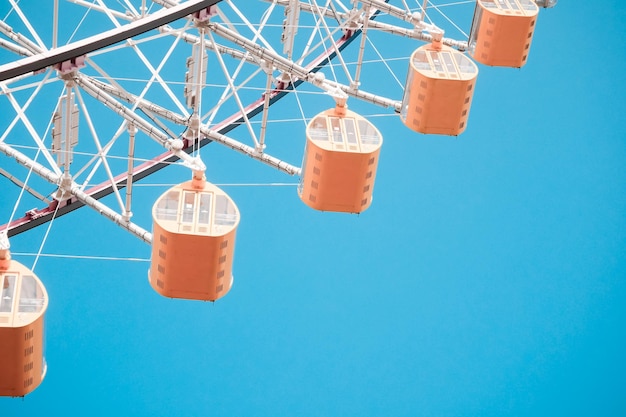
xmin=0 ymin=0 xmax=553 ymax=242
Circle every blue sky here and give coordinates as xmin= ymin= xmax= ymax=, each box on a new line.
xmin=1 ymin=1 xmax=625 ymax=416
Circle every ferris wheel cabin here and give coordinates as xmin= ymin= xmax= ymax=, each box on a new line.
xmin=401 ymin=42 xmax=478 ymax=136
xmin=299 ymin=106 xmax=383 ymax=213
xmin=149 ymin=179 xmax=239 ymax=301
xmin=0 ymin=259 xmax=48 ymax=397
xmin=469 ymin=0 xmax=539 ymax=68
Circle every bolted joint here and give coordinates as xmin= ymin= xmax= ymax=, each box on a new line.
xmin=184 ymin=156 xmax=206 ymax=174
xmin=54 ymin=174 xmax=74 ymax=201
xmin=327 ymin=87 xmax=349 ymax=116
xmin=260 ymin=59 xmax=274 ymax=75
xmin=188 ymin=114 xmax=201 ymax=133
xmin=121 ymin=211 xmax=133 ymax=223
xmin=307 ymin=71 xmax=326 ymax=87
xmin=168 ymin=138 xmax=185 ymax=152
xmin=193 ymin=5 xmax=217 ymax=25
xmin=255 ymin=143 xmax=267 ymax=154
xmin=55 ymin=55 xmax=86 ymax=77
xmin=274 ymin=72 xmax=293 ymax=90
xmin=182 ymin=116 xmax=202 ymax=148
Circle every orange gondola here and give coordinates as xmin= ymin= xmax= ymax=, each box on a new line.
xmin=401 ymin=39 xmax=478 ymax=136
xmin=299 ymin=103 xmax=382 ymax=213
xmin=149 ymin=175 xmax=239 ymax=301
xmin=0 ymin=251 xmax=48 ymax=397
xmin=468 ymin=0 xmax=539 ymax=68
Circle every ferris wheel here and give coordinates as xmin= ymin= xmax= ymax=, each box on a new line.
xmin=0 ymin=0 xmax=556 ymax=397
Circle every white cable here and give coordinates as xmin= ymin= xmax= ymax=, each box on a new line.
xmin=31 ymin=200 xmax=60 ymax=271
xmin=67 ymin=1 xmax=96 ymax=44
xmin=366 ymin=36 xmax=404 ymax=89
xmin=308 ymin=0 xmax=339 ymax=83
xmin=133 ymin=182 xmax=299 ymax=187
xmin=6 ymin=147 xmax=41 ymax=226
xmin=428 ymin=1 xmax=470 ymax=38
xmin=14 ymin=252 xmax=150 ymax=262
xmin=290 ymin=73 xmax=311 ymax=131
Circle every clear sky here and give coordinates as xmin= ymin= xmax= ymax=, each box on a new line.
xmin=1 ymin=1 xmax=625 ymax=417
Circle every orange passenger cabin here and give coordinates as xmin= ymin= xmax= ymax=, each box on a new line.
xmin=0 ymin=261 xmax=48 ymax=397
xmin=149 ymin=180 xmax=239 ymax=301
xmin=401 ymin=43 xmax=478 ymax=136
xmin=299 ymin=107 xmax=383 ymax=213
xmin=468 ymin=0 xmax=539 ymax=68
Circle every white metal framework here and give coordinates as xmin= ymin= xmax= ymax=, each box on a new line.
xmin=0 ymin=1 xmax=554 ymax=242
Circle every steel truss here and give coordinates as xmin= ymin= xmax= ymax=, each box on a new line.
xmin=0 ymin=1 xmax=498 ymax=240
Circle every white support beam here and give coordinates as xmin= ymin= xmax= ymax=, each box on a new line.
xmin=8 ymin=0 xmax=48 ymax=51
xmin=0 ymin=167 xmax=51 ymax=204
xmin=199 ymin=125 xmax=301 ymax=176
xmin=74 ymin=73 xmax=205 ymax=173
xmin=208 ymin=22 xmax=400 ymax=110
xmin=0 ymin=141 xmax=152 ymax=243
xmin=0 ymin=0 xmax=222 ymax=81
xmin=0 ymin=81 xmax=64 ymax=177
xmin=0 ymin=20 xmax=43 ymax=55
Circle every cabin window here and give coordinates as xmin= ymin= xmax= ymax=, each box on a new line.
xmin=181 ymin=192 xmax=196 ymax=223
xmin=454 ymin=54 xmax=477 ymax=74
xmin=19 ymin=275 xmax=45 ymax=313
xmin=197 ymin=193 xmax=213 ymax=225
xmin=468 ymin=6 xmax=483 ymax=54
xmin=298 ymin=142 xmax=309 ymax=196
xmin=429 ymin=51 xmax=444 ymax=73
xmin=506 ymin=0 xmax=519 ymax=10
xmin=155 ymin=190 xmax=180 ymax=221
xmin=309 ymin=116 xmax=329 ymax=141
xmin=357 ymin=120 xmax=381 ymax=146
xmin=214 ymin=195 xmax=238 ymax=227
xmin=412 ymin=51 xmax=430 ymax=71
xmin=1 ymin=275 xmax=17 ymax=313
xmin=344 ymin=118 xmax=358 ymax=145
xmin=329 ymin=117 xmax=343 ymax=144
xmin=441 ymin=52 xmax=457 ymax=75
xmin=520 ymin=0 xmax=538 ymax=10
xmin=401 ymin=69 xmax=414 ymax=121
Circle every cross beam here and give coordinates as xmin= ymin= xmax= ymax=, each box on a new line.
xmin=0 ymin=0 xmax=221 ymax=81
